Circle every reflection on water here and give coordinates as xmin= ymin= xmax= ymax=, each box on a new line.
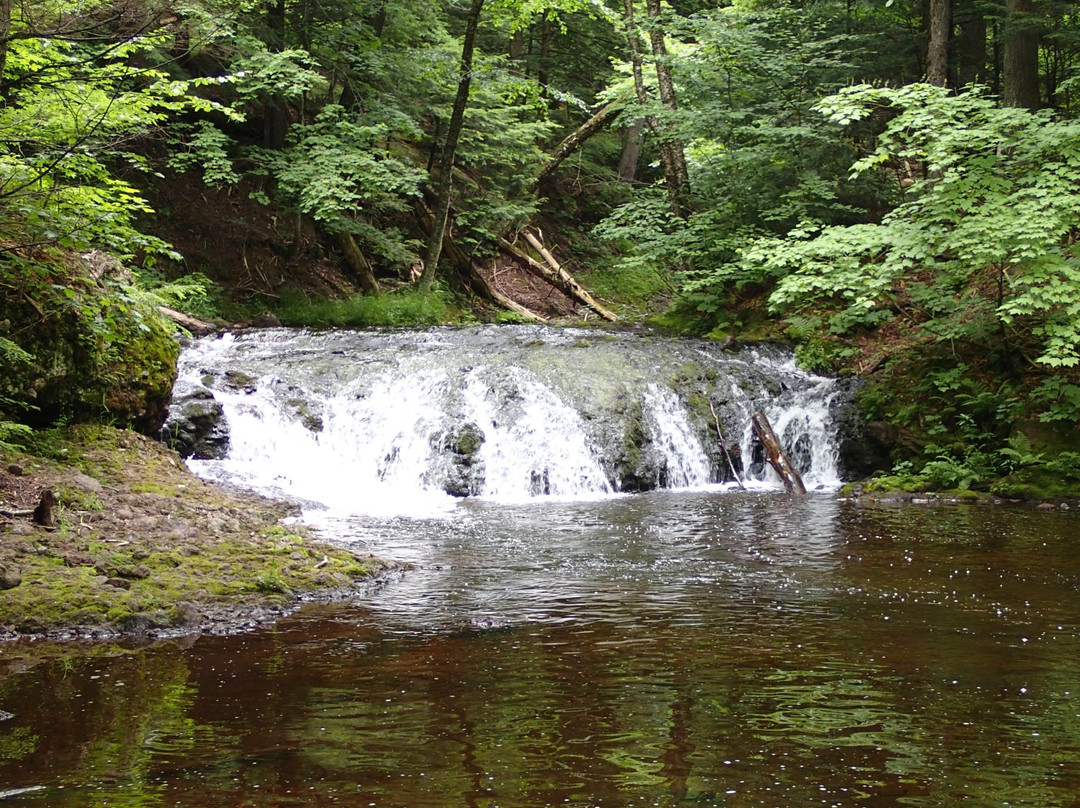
xmin=3 ymin=493 xmax=1080 ymax=807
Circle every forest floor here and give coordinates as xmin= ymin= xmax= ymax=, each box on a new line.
xmin=0 ymin=425 xmax=396 ymax=641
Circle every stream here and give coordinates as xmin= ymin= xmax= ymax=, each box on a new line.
xmin=2 ymin=327 xmax=1079 ymax=807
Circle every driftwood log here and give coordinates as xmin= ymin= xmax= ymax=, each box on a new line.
xmin=751 ymin=411 xmax=807 ymax=495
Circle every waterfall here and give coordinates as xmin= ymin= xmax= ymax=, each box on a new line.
xmin=170 ymin=327 xmax=848 ymax=515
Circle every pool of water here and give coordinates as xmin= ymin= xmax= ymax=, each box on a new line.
xmin=2 ymin=492 xmax=1080 ymax=807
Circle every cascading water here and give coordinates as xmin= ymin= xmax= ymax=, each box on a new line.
xmin=169 ymin=326 xmax=849 ymax=516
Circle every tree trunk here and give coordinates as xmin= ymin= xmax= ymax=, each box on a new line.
xmin=0 ymin=0 xmax=12 ymax=96
xmin=926 ymin=0 xmax=952 ymax=86
xmin=751 ymin=411 xmax=807 ymax=495
xmin=618 ymin=119 xmax=645 ymax=182
xmin=415 ymin=200 xmax=545 ymax=322
xmin=954 ymin=0 xmax=987 ymax=87
xmin=418 ymin=0 xmax=485 ymax=294
xmin=623 ymin=0 xmax=684 ymax=217
xmin=1003 ymin=0 xmax=1041 ymax=110
xmin=501 ymin=232 xmax=618 ymax=322
xmin=644 ymin=0 xmax=689 ymax=202
xmin=334 ymin=231 xmax=381 ymax=295
xmin=538 ymin=12 xmax=552 ymax=98
xmin=529 ymin=102 xmax=621 ymax=193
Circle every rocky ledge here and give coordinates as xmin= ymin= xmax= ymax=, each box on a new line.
xmin=0 ymin=425 xmax=393 ymax=641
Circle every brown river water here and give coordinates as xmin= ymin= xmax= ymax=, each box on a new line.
xmin=2 ymin=491 xmax=1079 ymax=807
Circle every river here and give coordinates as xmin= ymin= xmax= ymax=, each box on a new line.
xmin=1 ymin=328 xmax=1078 ymax=807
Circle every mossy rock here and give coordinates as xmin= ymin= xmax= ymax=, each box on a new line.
xmin=0 ymin=253 xmax=178 ymax=434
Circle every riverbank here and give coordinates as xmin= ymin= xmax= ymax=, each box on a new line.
xmin=0 ymin=425 xmax=393 ymax=641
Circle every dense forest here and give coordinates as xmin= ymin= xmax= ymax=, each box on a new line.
xmin=1 ymin=0 xmax=1079 ymax=497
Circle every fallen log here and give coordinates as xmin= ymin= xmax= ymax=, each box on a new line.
xmin=499 ymin=231 xmax=618 ymax=322
xmin=158 ymin=306 xmax=216 ymax=336
xmin=751 ymin=411 xmax=806 ymax=495
xmin=528 ymin=101 xmax=621 ymax=194
xmin=414 ymin=199 xmax=547 ymax=323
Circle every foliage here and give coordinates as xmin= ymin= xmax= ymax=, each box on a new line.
xmin=0 ymin=5 xmax=240 ymax=259
xmin=751 ymin=84 xmax=1080 ymax=367
xmin=274 ymin=288 xmax=455 ymax=328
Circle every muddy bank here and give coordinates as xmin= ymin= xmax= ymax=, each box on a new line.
xmin=0 ymin=425 xmax=394 ymax=641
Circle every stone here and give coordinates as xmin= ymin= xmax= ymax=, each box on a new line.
xmin=66 ymin=472 xmax=103 ymax=494
xmin=159 ymin=386 xmax=230 ymax=460
xmin=105 ymin=577 xmax=131 ymax=589
xmin=6 ymin=464 xmax=22 ymax=476
xmin=0 ymin=567 xmax=22 ymax=589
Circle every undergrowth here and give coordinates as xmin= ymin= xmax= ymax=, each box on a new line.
xmin=274 ymin=288 xmax=455 ymax=328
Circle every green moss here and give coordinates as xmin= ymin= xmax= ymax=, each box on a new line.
xmin=1 ymin=425 xmax=389 ymax=637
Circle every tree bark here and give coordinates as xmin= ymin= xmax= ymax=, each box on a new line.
xmin=623 ymin=0 xmax=686 ymax=217
xmin=334 ymin=231 xmax=381 ymax=295
xmin=537 ymin=12 xmax=552 ymax=98
xmin=529 ymin=102 xmax=621 ymax=193
xmin=1003 ymin=0 xmax=1041 ymax=110
xmin=644 ymin=0 xmax=689 ymax=200
xmin=415 ymin=199 xmax=545 ymax=322
xmin=751 ymin=411 xmax=806 ymax=495
xmin=926 ymin=0 xmax=952 ymax=86
xmin=0 ymin=0 xmax=13 ymax=96
xmin=158 ymin=306 xmax=216 ymax=336
xmin=618 ymin=119 xmax=645 ymax=182
xmin=419 ymin=0 xmax=485 ymax=293
xmin=500 ymin=232 xmax=618 ymax=322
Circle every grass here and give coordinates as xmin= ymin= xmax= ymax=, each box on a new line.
xmin=275 ymin=288 xmax=456 ymax=328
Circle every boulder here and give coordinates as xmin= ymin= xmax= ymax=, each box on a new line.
xmin=160 ymin=387 xmax=230 ymax=459
xmin=0 ymin=254 xmax=178 ymax=434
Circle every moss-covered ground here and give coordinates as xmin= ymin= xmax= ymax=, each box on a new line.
xmin=0 ymin=426 xmax=392 ymax=640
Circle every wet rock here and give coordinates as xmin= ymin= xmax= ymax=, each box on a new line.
xmin=105 ymin=577 xmax=131 ymax=589
xmin=438 ymin=423 xmax=487 ymax=497
xmin=160 ymin=386 xmax=230 ymax=460
xmin=831 ymin=381 xmax=895 ymax=480
xmin=0 ymin=567 xmax=22 ymax=589
xmin=248 ymin=311 xmax=282 ymax=329
xmin=222 ymin=370 xmax=258 ymax=393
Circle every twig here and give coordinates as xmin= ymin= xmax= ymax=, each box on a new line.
xmin=709 ymin=400 xmax=745 ymax=490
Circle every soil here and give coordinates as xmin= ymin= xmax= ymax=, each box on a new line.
xmin=0 ymin=425 xmax=396 ymax=641
xmin=142 ymin=171 xmax=360 ymax=302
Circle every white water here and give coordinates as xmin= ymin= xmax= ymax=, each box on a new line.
xmin=176 ymin=327 xmax=846 ymax=517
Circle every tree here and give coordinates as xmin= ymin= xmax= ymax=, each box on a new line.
xmin=1003 ymin=0 xmax=1042 ymax=109
xmin=419 ymin=0 xmax=486 ymax=293
xmin=752 ymin=84 xmax=1080 ymax=368
xmin=927 ymin=0 xmax=952 ymax=86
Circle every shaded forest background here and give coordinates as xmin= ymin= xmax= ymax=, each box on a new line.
xmin=1 ymin=0 xmax=1079 ymax=496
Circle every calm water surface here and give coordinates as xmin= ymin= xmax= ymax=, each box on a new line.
xmin=2 ymin=492 xmax=1080 ymax=807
